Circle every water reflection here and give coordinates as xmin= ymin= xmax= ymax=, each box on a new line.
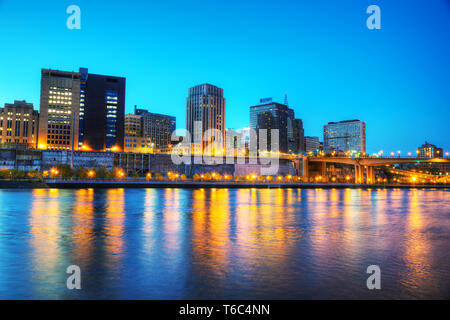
xmin=105 ymin=189 xmax=125 ymax=262
xmin=401 ymin=189 xmax=432 ymax=295
xmin=0 ymin=188 xmax=448 ymax=299
xmin=72 ymin=189 xmax=95 ymax=265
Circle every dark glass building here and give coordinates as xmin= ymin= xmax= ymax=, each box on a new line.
xmin=78 ymin=68 xmax=126 ymax=151
xmin=250 ymin=98 xmax=304 ymax=154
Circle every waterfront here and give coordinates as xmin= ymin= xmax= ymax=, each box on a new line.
xmin=0 ymin=188 xmax=449 ymax=299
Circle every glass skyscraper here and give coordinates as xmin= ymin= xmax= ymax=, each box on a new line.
xmin=323 ymin=120 xmax=366 ymax=154
xmin=78 ymin=68 xmax=126 ymax=151
xmin=250 ymin=98 xmax=304 ymax=154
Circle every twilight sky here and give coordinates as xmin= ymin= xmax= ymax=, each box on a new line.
xmin=0 ymin=0 xmax=449 ymax=154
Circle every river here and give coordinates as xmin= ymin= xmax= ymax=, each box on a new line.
xmin=0 ymin=188 xmax=449 ymax=299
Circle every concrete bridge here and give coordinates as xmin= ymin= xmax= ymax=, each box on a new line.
xmin=297 ymin=156 xmax=450 ymax=184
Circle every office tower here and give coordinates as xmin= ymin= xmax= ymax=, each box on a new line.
xmin=292 ymin=118 xmax=305 ymax=154
xmin=418 ymin=141 xmax=443 ymax=158
xmin=127 ymin=106 xmax=176 ymax=152
xmin=0 ymin=100 xmax=39 ymax=149
xmin=323 ymin=120 xmax=366 ymax=154
xmin=186 ymin=84 xmax=225 ymax=153
xmin=124 ymin=136 xmax=153 ymax=153
xmin=304 ymin=136 xmax=321 ymax=153
xmin=140 ymin=111 xmax=176 ymax=151
xmin=250 ymin=98 xmax=303 ymax=154
xmin=38 ymin=69 xmax=81 ymax=150
xmin=78 ymin=67 xmax=88 ymax=146
xmin=225 ymin=128 xmax=242 ymax=153
xmin=78 ymin=68 xmax=126 ymax=151
xmin=125 ymin=113 xmax=143 ymax=137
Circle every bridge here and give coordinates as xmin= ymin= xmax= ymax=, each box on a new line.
xmin=298 ymin=156 xmax=450 ymax=184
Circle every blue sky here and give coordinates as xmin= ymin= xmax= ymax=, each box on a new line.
xmin=0 ymin=0 xmax=449 ymax=154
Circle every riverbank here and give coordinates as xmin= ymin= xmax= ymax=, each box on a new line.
xmin=0 ymin=180 xmax=48 ymax=189
xmin=42 ymin=180 xmax=450 ymax=189
xmin=0 ymin=179 xmax=448 ymax=190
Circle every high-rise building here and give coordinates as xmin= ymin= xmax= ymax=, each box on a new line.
xmin=78 ymin=68 xmax=126 ymax=151
xmin=250 ymin=98 xmax=304 ymax=154
xmin=186 ymin=84 xmax=225 ymax=153
xmin=292 ymin=118 xmax=305 ymax=154
xmin=140 ymin=110 xmax=176 ymax=151
xmin=125 ymin=106 xmax=176 ymax=153
xmin=323 ymin=120 xmax=366 ymax=154
xmin=418 ymin=141 xmax=443 ymax=158
xmin=225 ymin=128 xmax=242 ymax=154
xmin=38 ymin=69 xmax=81 ymax=150
xmin=304 ymin=136 xmax=320 ymax=153
xmin=124 ymin=114 xmax=143 ymax=137
xmin=124 ymin=136 xmax=153 ymax=153
xmin=0 ymin=101 xmax=39 ymax=149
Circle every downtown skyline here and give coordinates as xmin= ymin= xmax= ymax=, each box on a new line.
xmin=0 ymin=0 xmax=449 ymax=154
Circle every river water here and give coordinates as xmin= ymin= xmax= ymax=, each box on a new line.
xmin=0 ymin=188 xmax=449 ymax=299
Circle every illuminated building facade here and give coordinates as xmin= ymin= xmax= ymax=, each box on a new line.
xmin=128 ymin=106 xmax=176 ymax=152
xmin=225 ymin=128 xmax=242 ymax=155
xmin=418 ymin=141 xmax=443 ymax=158
xmin=304 ymin=136 xmax=321 ymax=153
xmin=0 ymin=100 xmax=39 ymax=149
xmin=38 ymin=69 xmax=81 ymax=150
xmin=323 ymin=120 xmax=366 ymax=154
xmin=186 ymin=84 xmax=225 ymax=153
xmin=125 ymin=114 xmax=142 ymax=137
xmin=140 ymin=110 xmax=175 ymax=151
xmin=79 ymin=68 xmax=126 ymax=151
xmin=124 ymin=136 xmax=153 ymax=153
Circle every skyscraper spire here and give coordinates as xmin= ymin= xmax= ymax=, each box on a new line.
xmin=284 ymin=93 xmax=288 ymax=106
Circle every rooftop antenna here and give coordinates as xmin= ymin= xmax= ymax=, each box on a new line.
xmin=284 ymin=93 xmax=288 ymax=106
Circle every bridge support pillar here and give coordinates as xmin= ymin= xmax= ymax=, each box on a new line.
xmin=370 ymin=167 xmax=373 ymax=184
xmin=355 ymin=164 xmax=361 ymax=183
xmin=321 ymin=162 xmax=326 ymax=179
xmin=367 ymin=167 xmax=375 ymax=184
xmin=302 ymin=157 xmax=309 ymax=182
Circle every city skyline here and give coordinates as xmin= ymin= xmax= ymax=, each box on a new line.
xmin=0 ymin=0 xmax=449 ymax=155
